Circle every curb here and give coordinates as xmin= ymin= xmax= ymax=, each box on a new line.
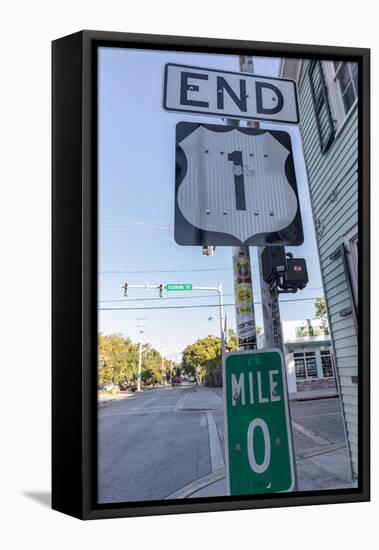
xmin=174 ymin=388 xmax=223 ymax=413
xmin=165 ymin=469 xmax=226 ymax=499
xmin=290 ymin=392 xmax=339 ymax=402
xmin=179 ymin=406 xmax=222 ymax=412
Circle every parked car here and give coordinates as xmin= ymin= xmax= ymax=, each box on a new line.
xmin=171 ymin=376 xmax=182 ymax=387
xmin=102 ymin=383 xmax=119 ymax=393
xmin=119 ymin=382 xmax=138 ymax=393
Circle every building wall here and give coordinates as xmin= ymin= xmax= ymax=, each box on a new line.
xmin=296 ymin=61 xmax=358 ymax=479
xmin=259 ymin=320 xmax=335 ymax=396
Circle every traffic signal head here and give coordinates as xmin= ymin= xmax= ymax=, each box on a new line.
xmin=123 ymin=283 xmax=128 ymax=297
xmin=261 ymin=247 xmax=308 ymax=292
xmin=261 ymin=246 xmax=287 ymax=284
xmin=159 ymin=284 xmax=164 ymax=298
xmin=285 ymin=258 xmax=308 ymax=289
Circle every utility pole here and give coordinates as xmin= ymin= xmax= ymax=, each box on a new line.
xmin=232 ymin=246 xmax=257 ymax=350
xmin=136 ymin=317 xmax=147 ymax=392
xmin=227 ymin=115 xmax=257 ymax=352
xmin=239 ymin=54 xmax=296 ymax=490
xmin=160 ymin=341 xmax=167 ymax=385
xmin=238 ymin=55 xmax=285 ymax=354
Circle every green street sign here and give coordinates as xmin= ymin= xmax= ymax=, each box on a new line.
xmin=223 ymin=350 xmax=294 ymax=495
xmin=165 ymin=283 xmax=192 ymax=291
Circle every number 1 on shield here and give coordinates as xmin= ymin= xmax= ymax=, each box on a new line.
xmin=228 ymin=150 xmax=246 ymax=211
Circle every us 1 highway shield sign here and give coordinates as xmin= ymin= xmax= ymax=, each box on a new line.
xmin=223 ymin=349 xmax=295 ymax=495
xmin=175 ymin=122 xmax=303 ymax=246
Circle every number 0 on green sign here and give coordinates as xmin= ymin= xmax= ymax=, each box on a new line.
xmin=223 ymin=350 xmax=295 ymax=495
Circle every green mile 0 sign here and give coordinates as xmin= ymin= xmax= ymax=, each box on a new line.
xmin=223 ymin=350 xmax=295 ymax=495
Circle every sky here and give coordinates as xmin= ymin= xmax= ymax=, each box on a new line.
xmin=98 ymin=48 xmax=324 ymax=361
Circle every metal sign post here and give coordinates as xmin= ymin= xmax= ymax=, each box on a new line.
xmin=241 ymin=55 xmax=297 ymax=492
xmin=226 ymin=115 xmax=257 ymax=352
xmin=165 ymin=55 xmax=301 ymax=493
xmin=136 ymin=317 xmax=147 ymax=392
xmin=232 ymin=246 xmax=257 ymax=350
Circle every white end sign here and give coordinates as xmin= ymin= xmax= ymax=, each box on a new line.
xmin=164 ymin=64 xmax=299 ymax=124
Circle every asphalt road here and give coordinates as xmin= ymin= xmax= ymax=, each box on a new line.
xmin=99 ymin=387 xmax=350 ymax=503
xmin=98 ymin=386 xmax=210 ymax=503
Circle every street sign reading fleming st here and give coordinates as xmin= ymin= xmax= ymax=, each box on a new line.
xmin=165 ymin=283 xmax=193 ymax=291
xmin=223 ymin=349 xmax=295 ymax=495
xmin=164 ymin=64 xmax=299 ymax=124
xmin=175 ymin=122 xmax=303 ymax=246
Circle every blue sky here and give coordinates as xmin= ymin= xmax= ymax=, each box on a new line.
xmin=98 ymin=48 xmax=324 ymax=360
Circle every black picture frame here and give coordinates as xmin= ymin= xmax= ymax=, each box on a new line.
xmin=52 ymin=30 xmax=370 ymax=520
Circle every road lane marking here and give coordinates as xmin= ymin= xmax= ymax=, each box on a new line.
xmin=174 ymin=393 xmax=188 ymax=412
xmin=291 ymin=420 xmax=330 ymax=446
xmin=200 ymin=414 xmax=207 ymax=428
xmin=100 ymin=406 xmax=173 ymax=417
xmin=206 ymin=412 xmax=224 ymax=472
xmin=296 ymin=412 xmax=338 ymax=419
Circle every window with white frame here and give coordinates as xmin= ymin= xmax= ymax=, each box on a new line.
xmin=294 ymin=351 xmax=318 ymax=380
xmin=323 ymin=61 xmax=358 ymax=131
xmin=333 ymin=61 xmax=358 ymax=115
xmin=320 ymin=349 xmax=335 ymax=378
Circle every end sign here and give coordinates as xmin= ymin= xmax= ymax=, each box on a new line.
xmin=164 ymin=63 xmax=299 ymax=124
xmin=223 ymin=350 xmax=295 ymax=495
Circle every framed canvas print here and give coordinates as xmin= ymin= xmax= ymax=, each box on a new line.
xmin=52 ymin=30 xmax=370 ymax=519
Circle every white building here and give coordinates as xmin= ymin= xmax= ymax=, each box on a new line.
xmin=258 ymin=319 xmax=335 ymax=396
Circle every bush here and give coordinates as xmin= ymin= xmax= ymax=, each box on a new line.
xmin=204 ymin=367 xmax=223 ymax=387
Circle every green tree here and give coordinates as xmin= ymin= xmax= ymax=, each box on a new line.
xmin=225 ymin=329 xmax=238 ymax=352
xmin=98 ymin=333 xmax=138 ymax=384
xmin=225 ymin=327 xmax=262 ymax=350
xmin=141 ymin=344 xmax=164 ymax=384
xmin=181 ymin=335 xmax=222 ymax=386
xmin=315 ymin=297 xmax=329 ymax=335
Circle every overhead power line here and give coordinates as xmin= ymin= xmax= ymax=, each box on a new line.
xmin=99 ymin=296 xmax=321 ymax=311
xmin=99 ymin=293 xmax=257 ymax=303
xmin=99 ymin=288 xmax=323 ymax=303
xmin=100 ymin=267 xmax=231 ymax=274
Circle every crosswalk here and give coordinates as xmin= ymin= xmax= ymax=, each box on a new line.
xmin=100 ymin=391 xmax=187 ymax=418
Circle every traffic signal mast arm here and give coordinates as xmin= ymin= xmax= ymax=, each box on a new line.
xmin=121 ymin=283 xmax=164 ymax=297
xmin=121 ymin=283 xmax=225 ymax=349
xmin=120 ymin=283 xmax=223 ymax=293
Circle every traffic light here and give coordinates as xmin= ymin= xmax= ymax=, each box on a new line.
xmin=285 ymin=257 xmax=308 ymax=289
xmin=159 ymin=284 xmax=164 ymax=298
xmin=123 ymin=283 xmax=128 ymax=297
xmin=261 ymin=246 xmax=287 ymax=285
xmin=261 ymin=247 xmax=308 ymax=293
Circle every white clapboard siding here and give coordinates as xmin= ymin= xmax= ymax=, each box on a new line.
xmin=298 ymin=60 xmax=359 ymax=480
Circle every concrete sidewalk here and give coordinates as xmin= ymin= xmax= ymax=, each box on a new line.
xmin=183 ymin=444 xmax=353 ymax=498
xmin=170 ymin=385 xmax=352 ymax=498
xmin=211 ymin=385 xmax=338 ymax=402
xmin=177 ymin=386 xmax=223 ymax=411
